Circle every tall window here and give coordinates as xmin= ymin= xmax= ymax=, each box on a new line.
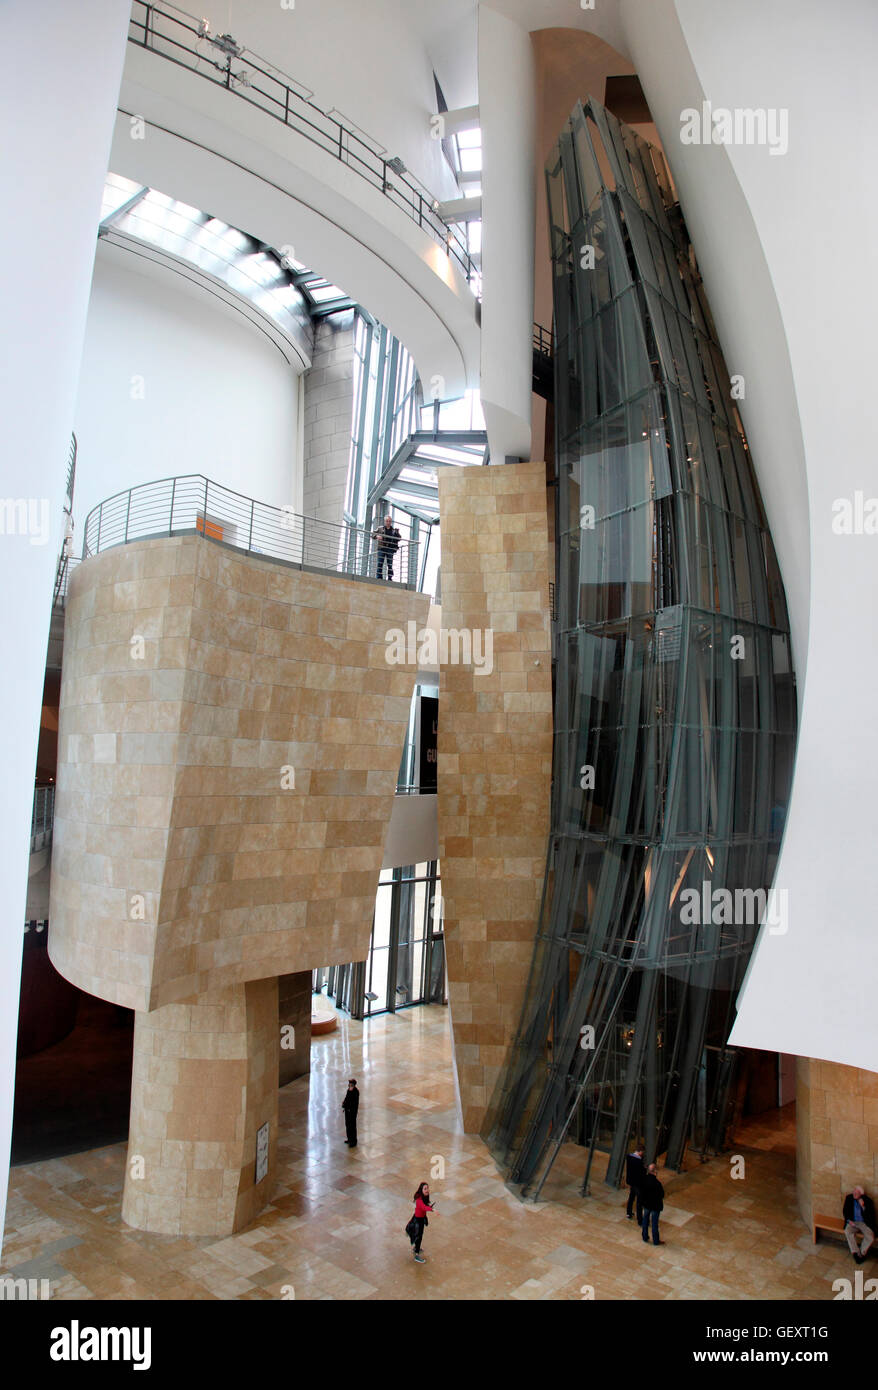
xmin=320 ymin=862 xmax=444 ymax=1018
xmin=363 ymin=862 xmax=444 ymax=1017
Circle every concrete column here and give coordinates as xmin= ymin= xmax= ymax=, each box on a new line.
xmin=0 ymin=0 xmax=131 ymax=1257
xmin=122 ymin=979 xmax=279 ymax=1237
xmin=302 ymin=311 xmax=356 ymax=525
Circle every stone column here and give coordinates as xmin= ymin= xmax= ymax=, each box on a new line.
xmin=437 ymin=462 xmax=553 ymax=1132
xmin=122 ymin=978 xmax=279 ymax=1237
xmin=796 ymin=1057 xmax=878 ymax=1229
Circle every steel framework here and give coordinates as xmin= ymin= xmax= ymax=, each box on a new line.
xmin=484 ymin=101 xmax=797 ymax=1197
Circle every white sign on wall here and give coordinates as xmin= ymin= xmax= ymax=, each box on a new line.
xmin=255 ymin=1121 xmax=270 ymax=1185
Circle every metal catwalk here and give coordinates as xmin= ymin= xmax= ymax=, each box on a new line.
xmin=484 ymin=101 xmax=796 ymax=1197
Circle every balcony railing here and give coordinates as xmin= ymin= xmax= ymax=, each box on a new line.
xmin=128 ymin=2 xmax=476 ymax=287
xmin=82 ymin=475 xmax=419 ymax=587
xmin=533 ymin=322 xmax=553 ymax=358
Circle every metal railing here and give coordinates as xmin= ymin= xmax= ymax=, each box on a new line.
xmin=52 ymin=553 xmax=80 ymax=609
xmin=82 ymin=475 xmax=419 ymax=586
xmin=128 ymin=2 xmax=476 ymax=286
xmin=533 ymin=322 xmax=553 ymax=357
xmin=52 ymin=433 xmax=78 ymax=610
xmin=65 ymin=432 xmax=77 ymax=510
xmin=31 ymin=786 xmax=54 ymax=855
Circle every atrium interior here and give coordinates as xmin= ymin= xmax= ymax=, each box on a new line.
xmin=1 ymin=0 xmax=877 ymax=1318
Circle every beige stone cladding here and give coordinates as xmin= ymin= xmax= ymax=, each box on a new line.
xmin=796 ymin=1057 xmax=878 ymax=1230
xmin=121 ymin=978 xmax=279 ymax=1237
xmin=49 ymin=536 xmax=429 ymax=1011
xmin=436 ymin=462 xmax=553 ymax=1133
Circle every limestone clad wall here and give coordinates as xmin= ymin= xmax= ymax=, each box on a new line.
xmin=122 ymin=977 xmax=278 ymax=1237
xmin=796 ymin=1057 xmax=878 ymax=1229
xmin=436 ymin=463 xmax=553 ymax=1133
xmin=50 ymin=536 xmax=428 ymax=1011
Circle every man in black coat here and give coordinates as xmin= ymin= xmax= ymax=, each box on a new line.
xmin=373 ymin=514 xmax=401 ymax=580
xmin=842 ymin=1185 xmax=876 ymax=1261
xmin=640 ymin=1162 xmax=665 ymax=1246
xmin=626 ymin=1144 xmax=645 ymax=1223
xmin=342 ymin=1079 xmax=359 ymax=1148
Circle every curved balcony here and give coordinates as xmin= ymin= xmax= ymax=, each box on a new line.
xmin=83 ymin=475 xmax=421 ymax=587
xmin=128 ymin=1 xmax=476 ymax=288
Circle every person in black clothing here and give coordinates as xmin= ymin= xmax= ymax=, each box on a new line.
xmin=625 ymin=1143 xmax=645 ymax=1223
xmin=373 ymin=514 xmax=401 ymax=580
xmin=342 ymin=1078 xmax=359 ymax=1148
xmin=640 ymin=1162 xmax=665 ymax=1246
xmin=842 ymin=1185 xmax=876 ymax=1261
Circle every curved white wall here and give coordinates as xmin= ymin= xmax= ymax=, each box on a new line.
xmin=658 ymin=0 xmax=878 ymax=1071
xmin=478 ymin=6 xmax=536 ymax=463
xmin=0 ymin=0 xmax=132 ymax=1259
xmin=199 ymin=0 xmax=462 ymax=201
xmin=74 ymin=246 xmax=302 ymax=527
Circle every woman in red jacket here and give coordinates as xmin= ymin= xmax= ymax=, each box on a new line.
xmin=410 ymin=1182 xmax=434 ymax=1263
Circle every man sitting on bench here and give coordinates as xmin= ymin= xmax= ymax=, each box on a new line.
xmin=843 ymin=1185 xmax=876 ymax=1262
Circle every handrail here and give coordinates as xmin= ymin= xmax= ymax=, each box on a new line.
xmin=82 ymin=474 xmax=420 ymax=587
xmin=52 ymin=433 xmax=78 ymax=609
xmin=533 ymin=322 xmax=553 ymax=357
xmin=127 ymin=2 xmax=476 ymax=288
xmin=53 ymin=553 xmax=80 ymax=609
xmin=66 ymin=432 xmax=77 ymax=509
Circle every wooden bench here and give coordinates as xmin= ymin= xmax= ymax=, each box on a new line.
xmin=813 ymin=1212 xmax=846 ymax=1244
xmin=813 ymin=1211 xmax=875 ymax=1251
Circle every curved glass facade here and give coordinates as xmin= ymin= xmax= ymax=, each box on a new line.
xmin=485 ymin=101 xmax=797 ymax=1195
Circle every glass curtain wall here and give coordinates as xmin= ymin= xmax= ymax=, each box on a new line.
xmin=366 ymin=862 xmax=444 ymax=1016
xmin=397 ymin=684 xmax=440 ymax=792
xmin=323 ymin=863 xmax=444 ymax=1018
xmin=344 ymin=310 xmax=423 ymax=584
xmin=484 ymin=100 xmax=796 ymax=1198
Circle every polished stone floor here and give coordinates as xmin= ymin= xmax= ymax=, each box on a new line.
xmin=0 ymin=1006 xmax=866 ymax=1300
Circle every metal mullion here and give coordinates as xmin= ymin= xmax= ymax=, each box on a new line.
xmin=385 ymin=870 xmax=403 ymax=1014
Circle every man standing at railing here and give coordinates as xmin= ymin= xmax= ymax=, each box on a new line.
xmin=372 ymin=513 xmax=401 ymax=581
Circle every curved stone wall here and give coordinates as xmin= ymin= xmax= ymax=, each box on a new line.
xmin=50 ymin=536 xmax=428 ymax=1011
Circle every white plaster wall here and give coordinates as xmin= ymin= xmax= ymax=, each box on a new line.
xmin=203 ymin=0 xmax=461 ymax=201
xmin=657 ymin=0 xmax=878 ymax=1069
xmin=74 ymin=248 xmax=301 ymax=528
xmin=478 ymin=6 xmax=537 ymax=463
xmin=114 ymin=10 xmax=479 ymax=398
xmin=0 ymin=0 xmax=131 ymax=1258
xmin=383 ymin=795 xmax=440 ymax=870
